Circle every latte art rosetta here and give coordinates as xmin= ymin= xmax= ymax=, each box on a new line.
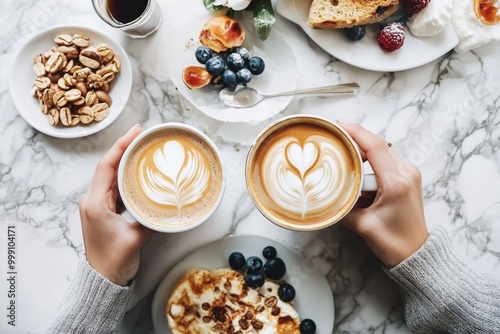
xmin=262 ymin=135 xmax=348 ymax=219
xmin=138 ymin=140 xmax=210 ymax=216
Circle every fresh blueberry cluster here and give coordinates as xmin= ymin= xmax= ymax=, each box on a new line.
xmin=228 ymin=246 xmax=316 ymax=334
xmin=195 ymin=46 xmax=265 ymax=89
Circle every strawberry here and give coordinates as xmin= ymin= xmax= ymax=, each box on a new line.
xmin=402 ymin=0 xmax=431 ymax=13
xmin=378 ymin=23 xmax=405 ymax=52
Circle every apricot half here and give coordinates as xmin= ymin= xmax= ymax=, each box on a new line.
xmin=199 ymin=16 xmax=246 ymax=53
xmin=182 ymin=66 xmax=213 ymax=89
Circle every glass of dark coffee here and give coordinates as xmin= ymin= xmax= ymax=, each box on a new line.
xmin=92 ymin=0 xmax=162 ymax=38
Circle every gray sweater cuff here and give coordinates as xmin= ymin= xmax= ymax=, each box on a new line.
xmin=32 ymin=257 xmax=131 ymax=334
xmin=385 ymin=226 xmax=500 ymax=333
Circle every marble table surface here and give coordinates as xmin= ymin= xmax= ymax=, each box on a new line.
xmin=1 ymin=0 xmax=500 ymax=333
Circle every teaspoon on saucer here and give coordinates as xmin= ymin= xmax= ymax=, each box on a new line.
xmin=218 ymin=83 xmax=360 ymax=108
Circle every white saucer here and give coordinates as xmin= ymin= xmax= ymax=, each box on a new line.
xmin=162 ymin=3 xmax=298 ymax=124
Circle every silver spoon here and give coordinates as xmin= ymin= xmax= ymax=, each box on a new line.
xmin=219 ymin=83 xmax=360 ymax=108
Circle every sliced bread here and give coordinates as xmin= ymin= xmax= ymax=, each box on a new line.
xmin=308 ymin=0 xmax=402 ymax=29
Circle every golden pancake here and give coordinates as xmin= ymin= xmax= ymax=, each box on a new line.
xmin=166 ymin=268 xmax=300 ymax=334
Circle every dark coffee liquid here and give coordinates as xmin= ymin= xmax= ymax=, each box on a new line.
xmin=107 ymin=0 xmax=149 ymax=24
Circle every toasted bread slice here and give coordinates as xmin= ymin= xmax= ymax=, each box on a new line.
xmin=308 ymin=0 xmax=402 ymax=29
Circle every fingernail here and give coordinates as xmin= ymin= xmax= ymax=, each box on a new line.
xmin=336 ymin=119 xmax=352 ymax=125
xmin=126 ymin=124 xmax=140 ymax=134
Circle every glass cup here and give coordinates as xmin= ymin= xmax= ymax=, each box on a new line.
xmin=92 ymin=0 xmax=163 ymax=38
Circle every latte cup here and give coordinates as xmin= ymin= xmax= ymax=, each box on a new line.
xmin=118 ymin=123 xmax=225 ymax=232
xmin=245 ymin=115 xmax=377 ymax=231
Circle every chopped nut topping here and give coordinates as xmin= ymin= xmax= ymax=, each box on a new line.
xmin=251 ymin=319 xmax=264 ymax=330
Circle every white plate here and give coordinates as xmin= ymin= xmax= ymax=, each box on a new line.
xmin=163 ymin=6 xmax=298 ymax=123
xmin=151 ymin=235 xmax=334 ymax=333
xmin=9 ymin=25 xmax=132 ymax=138
xmin=276 ymin=0 xmax=459 ymax=72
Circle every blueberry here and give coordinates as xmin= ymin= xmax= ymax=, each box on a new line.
xmin=226 ymin=53 xmax=246 ymax=72
xmin=345 ymin=26 xmax=366 ymax=41
xmin=299 ymin=319 xmax=316 ymax=334
xmin=235 ymin=47 xmax=250 ymax=62
xmin=245 ymin=256 xmax=263 ymax=274
xmin=228 ymin=252 xmax=246 ymax=270
xmin=221 ymin=69 xmax=238 ymax=89
xmin=262 ymin=257 xmax=286 ymax=280
xmin=195 ymin=46 xmax=213 ymax=64
xmin=247 ymin=56 xmax=265 ymax=75
xmin=236 ymin=68 xmax=252 ymax=84
xmin=205 ymin=55 xmax=226 ymax=76
xmin=278 ymin=283 xmax=295 ymax=302
xmin=262 ymin=246 xmax=277 ymax=260
xmin=245 ymin=272 xmax=265 ymax=288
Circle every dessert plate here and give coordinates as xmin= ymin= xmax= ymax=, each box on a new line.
xmin=151 ymin=235 xmax=335 ymax=333
xmin=163 ymin=2 xmax=298 ymax=123
xmin=9 ymin=25 xmax=132 ymax=138
xmin=276 ymin=0 xmax=459 ymax=72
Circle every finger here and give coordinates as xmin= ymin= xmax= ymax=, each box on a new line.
xmin=91 ymin=124 xmax=142 ymax=192
xmin=337 ymin=122 xmax=398 ymax=174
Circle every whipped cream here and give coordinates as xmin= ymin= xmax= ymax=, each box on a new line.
xmin=408 ymin=0 xmax=453 ymax=37
xmin=452 ymin=0 xmax=500 ymax=52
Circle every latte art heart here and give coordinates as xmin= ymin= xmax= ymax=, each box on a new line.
xmin=262 ymin=135 xmax=348 ymax=219
xmin=138 ymin=140 xmax=210 ymax=216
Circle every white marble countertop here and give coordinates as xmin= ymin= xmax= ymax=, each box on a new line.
xmin=1 ymin=0 xmax=500 ymax=333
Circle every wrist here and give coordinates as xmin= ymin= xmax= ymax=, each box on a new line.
xmin=86 ymin=255 xmax=132 ymax=287
xmin=384 ymin=231 xmax=430 ymax=268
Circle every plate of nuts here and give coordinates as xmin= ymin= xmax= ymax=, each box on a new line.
xmin=9 ymin=25 xmax=132 ymax=138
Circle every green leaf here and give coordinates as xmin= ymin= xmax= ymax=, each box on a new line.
xmin=202 ymin=0 xmax=224 ymax=11
xmin=253 ymin=0 xmax=276 ymax=41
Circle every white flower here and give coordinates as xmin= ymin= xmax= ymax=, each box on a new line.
xmin=213 ymin=0 xmax=252 ymax=11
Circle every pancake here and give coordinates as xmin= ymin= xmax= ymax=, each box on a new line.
xmin=166 ymin=268 xmax=300 ymax=333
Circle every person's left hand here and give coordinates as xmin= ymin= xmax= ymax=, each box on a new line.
xmin=79 ymin=124 xmax=156 ymax=286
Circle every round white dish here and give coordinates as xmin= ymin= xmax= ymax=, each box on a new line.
xmin=151 ymin=235 xmax=335 ymax=333
xmin=9 ymin=25 xmax=132 ymax=138
xmin=163 ymin=7 xmax=298 ymax=124
xmin=276 ymin=0 xmax=459 ymax=72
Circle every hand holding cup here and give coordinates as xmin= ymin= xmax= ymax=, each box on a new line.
xmin=79 ymin=124 xmax=156 ymax=286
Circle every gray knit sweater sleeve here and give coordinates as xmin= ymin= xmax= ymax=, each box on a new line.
xmin=384 ymin=226 xmax=500 ymax=333
xmin=30 ymin=257 xmax=130 ymax=334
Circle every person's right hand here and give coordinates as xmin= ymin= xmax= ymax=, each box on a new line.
xmin=338 ymin=122 xmax=430 ymax=268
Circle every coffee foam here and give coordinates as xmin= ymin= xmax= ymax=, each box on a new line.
xmin=123 ymin=129 xmax=223 ymax=228
xmin=248 ymin=121 xmax=361 ymax=228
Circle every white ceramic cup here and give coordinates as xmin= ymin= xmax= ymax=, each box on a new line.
xmin=92 ymin=0 xmax=162 ymax=38
xmin=118 ymin=123 xmax=225 ymax=232
xmin=245 ymin=114 xmax=377 ymax=231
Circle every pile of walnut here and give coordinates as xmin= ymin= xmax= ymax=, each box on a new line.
xmin=31 ymin=33 xmax=120 ymax=127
